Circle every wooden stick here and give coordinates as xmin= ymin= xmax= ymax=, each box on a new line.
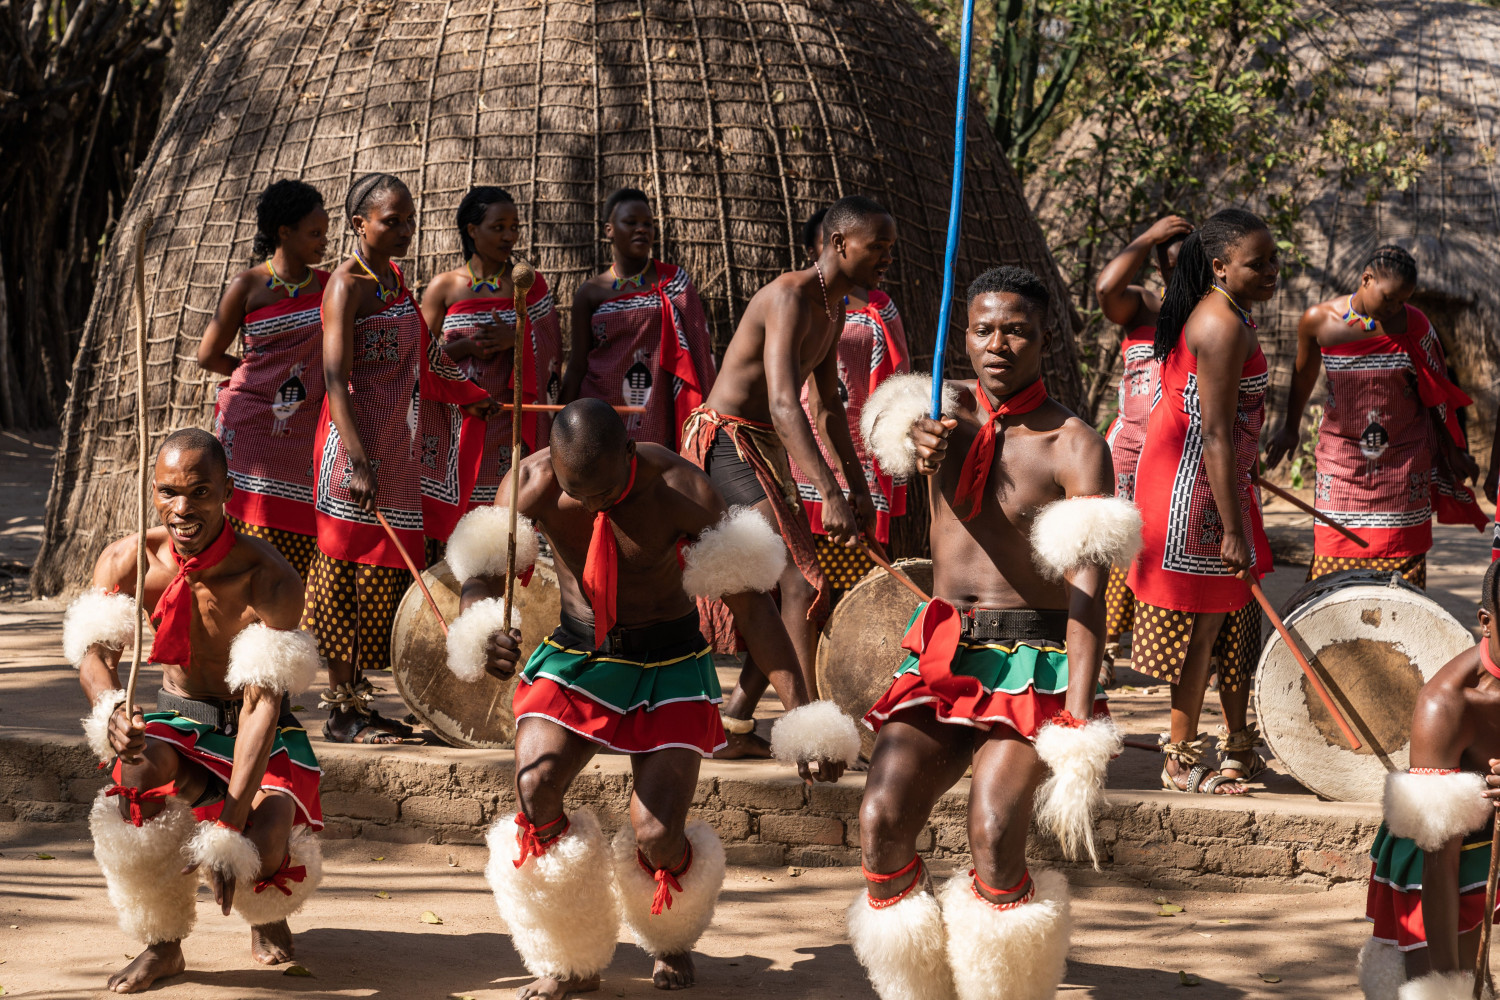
xmin=497 ymin=403 xmax=645 ymax=414
xmin=126 ymin=218 xmax=154 ymax=719
xmin=1476 ymin=818 xmax=1500 ymax=998
xmin=374 ymin=510 xmax=446 ymax=634
xmin=1248 ymin=577 xmax=1362 ymax=750
xmin=1254 ymin=475 xmax=1369 ymax=549
xmin=1124 ymin=739 xmax=1164 ymax=753
xmin=861 ymin=537 xmax=930 ymax=602
xmin=503 ymin=259 xmax=535 ymax=632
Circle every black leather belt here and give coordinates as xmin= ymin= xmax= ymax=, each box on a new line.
xmin=959 ymin=607 xmax=1068 ymax=645
xmin=156 ymin=689 xmax=293 ymax=736
xmin=557 ymin=610 xmax=707 ymax=658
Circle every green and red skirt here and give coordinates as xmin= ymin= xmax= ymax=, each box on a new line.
xmin=1366 ymin=820 xmax=1497 ymax=950
xmin=512 ymin=616 xmax=725 ymax=756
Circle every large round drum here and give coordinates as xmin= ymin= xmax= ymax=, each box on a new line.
xmin=1253 ymin=569 xmax=1473 ymax=802
xmin=391 ymin=557 xmax=561 ymax=748
xmin=816 ymin=559 xmax=932 ymax=760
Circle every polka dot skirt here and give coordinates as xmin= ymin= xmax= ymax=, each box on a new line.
xmin=814 ymin=535 xmax=876 ymax=591
xmin=1131 ymin=599 xmax=1262 ymax=693
xmin=1308 ymin=553 xmax=1425 ymax=589
xmin=300 ymin=552 xmax=413 ymax=671
xmin=1104 ymin=564 xmax=1136 ymax=638
xmin=228 ymin=516 xmax=317 ymax=580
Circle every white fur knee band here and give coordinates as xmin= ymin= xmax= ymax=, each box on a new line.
xmin=770 ymin=701 xmax=862 ymax=767
xmin=82 ymin=688 xmax=126 ymax=763
xmin=1398 ymin=972 xmax=1493 ymax=1000
xmin=941 ymin=869 xmax=1071 ymax=1000
xmin=613 ymin=820 xmax=726 ymax=958
xmin=63 ymin=588 xmax=138 ymax=667
xmin=860 ymin=373 xmax=959 ymax=479
xmin=1029 ymin=495 xmax=1143 ymax=580
xmin=232 ymin=827 xmax=323 ymax=927
xmin=225 ymin=624 xmax=321 ymax=695
xmin=447 ymin=506 xmax=539 ymax=583
xmin=681 ymin=508 xmax=787 ymax=600
xmin=1382 ymin=771 xmax=1490 ymax=851
xmin=446 ymin=598 xmax=520 ymax=683
xmin=187 ymin=821 xmax=261 ymax=884
xmin=90 ymin=789 xmax=199 ymax=945
xmin=1033 ymin=715 xmax=1122 ymax=870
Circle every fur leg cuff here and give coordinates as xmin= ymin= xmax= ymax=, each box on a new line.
xmin=1383 ymin=771 xmax=1490 ymax=850
xmin=770 ymin=700 xmax=862 ymax=767
xmin=484 ymin=808 xmax=619 ymax=981
xmin=224 ymin=624 xmax=321 ymax=695
xmin=83 ymin=688 xmax=126 ymax=763
xmin=232 ymin=826 xmax=323 ymax=927
xmin=681 ymin=508 xmax=787 ymax=600
xmin=89 ymin=789 xmax=198 ymax=945
xmin=939 ymin=869 xmax=1071 ymax=1000
xmin=1029 ymin=496 xmax=1143 ymax=580
xmin=845 ymin=877 xmax=957 ymax=1000
xmin=446 ymin=598 xmax=520 ymax=682
xmin=446 ymin=506 xmax=539 ymax=584
xmin=1033 ymin=715 xmax=1122 ymax=869
xmin=187 ymin=821 xmax=261 ymax=884
xmin=1398 ymin=972 xmax=1494 ymax=1000
xmin=860 ymin=373 xmax=960 ymax=479
xmin=63 ymin=588 xmax=138 ymax=667
xmin=613 ymin=820 xmax=725 ymax=958
xmin=1358 ymin=939 xmax=1405 ymax=1000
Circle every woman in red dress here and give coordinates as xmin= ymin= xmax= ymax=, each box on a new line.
xmin=1128 ymin=208 xmax=1279 ymax=795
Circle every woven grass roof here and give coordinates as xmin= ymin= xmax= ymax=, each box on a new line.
xmin=35 ymin=0 xmax=1077 ymax=594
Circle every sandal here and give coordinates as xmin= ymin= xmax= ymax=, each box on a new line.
xmin=1100 ymin=641 xmax=1118 ymax=688
xmin=1158 ymin=734 xmax=1243 ymax=795
xmin=1217 ymin=724 xmax=1267 ymax=784
xmin=322 ymin=717 xmax=403 ymax=744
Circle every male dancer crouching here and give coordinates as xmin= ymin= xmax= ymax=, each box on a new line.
xmin=444 ymin=399 xmax=860 ymax=998
xmin=64 ymin=428 xmax=323 ymax=993
xmin=848 ymin=267 xmax=1136 ymax=1000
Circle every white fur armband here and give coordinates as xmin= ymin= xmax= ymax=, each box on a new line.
xmin=224 ymin=624 xmax=321 ymax=696
xmin=62 ymin=588 xmax=138 ymax=667
xmin=446 ymin=506 xmax=539 ymax=584
xmin=770 ymin=701 xmax=862 ymax=766
xmin=1383 ymin=771 xmax=1491 ymax=851
xmin=187 ymin=821 xmax=261 ymax=883
xmin=681 ymin=508 xmax=787 ymax=601
xmin=859 ymin=373 xmax=959 ymax=479
xmin=1033 ymin=715 xmax=1122 ymax=869
xmin=82 ymin=688 xmax=126 ymax=763
xmin=446 ymin=598 xmax=520 ymax=683
xmin=1030 ymin=495 xmax=1142 ymax=580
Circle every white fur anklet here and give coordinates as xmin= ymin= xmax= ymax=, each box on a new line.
xmin=940 ymin=869 xmax=1071 ymax=1000
xmin=89 ymin=789 xmax=199 ymax=945
xmin=63 ymin=588 xmax=137 ymax=667
xmin=232 ymin=826 xmax=324 ymax=927
xmin=846 ymin=869 xmax=957 ymax=1000
xmin=82 ymin=688 xmax=126 ymax=763
xmin=1398 ymin=972 xmax=1494 ymax=1000
xmin=485 ymin=808 xmax=618 ymax=982
xmin=187 ymin=820 xmax=261 ymax=884
xmin=771 ymin=700 xmax=861 ymax=768
xmin=1033 ymin=714 xmax=1122 ymax=869
xmin=613 ymin=820 xmax=726 ymax=958
xmin=1383 ymin=771 xmax=1490 ymax=851
xmin=1358 ymin=938 xmax=1405 ymax=1000
xmin=446 ymin=598 xmax=520 ymax=682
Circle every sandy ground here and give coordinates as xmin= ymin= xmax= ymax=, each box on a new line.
xmin=0 ymin=823 xmax=1373 ymax=1000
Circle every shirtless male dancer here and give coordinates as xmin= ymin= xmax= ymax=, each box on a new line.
xmin=443 ymin=399 xmax=860 ymax=998
xmin=683 ymin=194 xmax=893 ymax=753
xmin=64 ymin=429 xmax=324 ymax=993
xmin=848 ymin=267 xmax=1136 ymax=1000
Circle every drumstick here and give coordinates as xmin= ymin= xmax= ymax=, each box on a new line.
xmin=497 ymin=403 xmax=645 ymax=414
xmin=1475 ymin=818 xmax=1500 ymax=999
xmin=374 ymin=509 xmax=447 ymax=634
xmin=503 ymin=259 xmax=535 ymax=631
xmin=860 ymin=537 xmax=930 ymax=602
xmin=1247 ymin=577 xmax=1362 ymax=750
xmin=126 ymin=218 xmax=154 ymax=719
xmin=1253 ymin=475 xmax=1369 ymax=549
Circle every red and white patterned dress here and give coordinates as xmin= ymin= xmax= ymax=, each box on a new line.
xmin=1103 ymin=326 xmax=1159 ymax=502
xmin=580 ymin=262 xmax=716 ymax=449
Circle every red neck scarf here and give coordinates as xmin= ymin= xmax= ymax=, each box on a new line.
xmin=580 ymin=456 xmax=638 ymax=648
xmin=1480 ymin=640 xmax=1500 ymax=681
xmin=952 ymin=379 xmax=1049 ymax=522
xmin=148 ymin=521 xmax=237 ymax=669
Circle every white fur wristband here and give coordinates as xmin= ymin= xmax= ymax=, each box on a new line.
xmin=770 ymin=701 xmax=862 ymax=766
xmin=62 ymin=589 xmax=138 ymax=667
xmin=446 ymin=506 xmax=539 ymax=583
xmin=447 ymin=598 xmax=520 ymax=683
xmin=187 ymin=821 xmax=261 ymax=883
xmin=1383 ymin=771 xmax=1490 ymax=851
xmin=859 ymin=373 xmax=959 ymax=479
xmin=1033 ymin=715 xmax=1122 ymax=869
xmin=224 ymin=624 xmax=321 ymax=696
xmin=1029 ymin=495 xmax=1143 ymax=580
xmin=82 ymin=688 xmax=126 ymax=763
xmin=682 ymin=508 xmax=787 ymax=601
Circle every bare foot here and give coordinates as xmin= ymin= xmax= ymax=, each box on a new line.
xmin=250 ymin=920 xmax=294 ymax=964
xmin=516 ymin=973 xmax=600 ymax=998
xmin=712 ymin=729 xmax=771 ymax=760
xmin=107 ymin=941 xmax=185 ymax=993
xmin=653 ymin=952 xmax=695 ymax=990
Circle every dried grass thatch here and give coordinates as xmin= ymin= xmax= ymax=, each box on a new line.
xmin=35 ymin=0 xmax=1078 ymax=595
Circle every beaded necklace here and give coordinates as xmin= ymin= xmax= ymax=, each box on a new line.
xmin=353 ymin=248 xmax=399 ymax=304
xmin=1211 ymin=285 xmax=1257 ymax=329
xmin=466 ymin=259 xmax=506 ymax=293
xmin=1340 ymin=294 xmax=1377 ymax=331
xmin=813 ymin=260 xmax=844 ymax=324
xmin=266 ymin=260 xmax=314 ymax=298
xmin=610 ymin=259 xmax=651 ymax=291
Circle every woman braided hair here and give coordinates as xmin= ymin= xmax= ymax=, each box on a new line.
xmin=1152 ymin=207 xmax=1270 ymax=360
xmin=344 ymin=172 xmax=406 ymax=235
xmin=250 ymin=179 xmax=324 ymax=262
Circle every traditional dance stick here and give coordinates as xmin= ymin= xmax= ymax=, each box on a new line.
xmin=503 ymin=259 xmax=535 ymax=631
xmin=374 ymin=510 xmax=447 ymax=634
xmin=927 ymin=0 xmax=978 ymax=420
xmin=125 ymin=218 xmax=154 ymax=719
xmin=861 ymin=537 xmax=930 ymax=602
xmin=1253 ymin=475 xmax=1369 ymax=549
xmin=1476 ymin=819 xmax=1500 ymax=998
xmin=497 ymin=403 xmax=645 ymax=414
xmin=1247 ymin=577 xmax=1361 ymax=750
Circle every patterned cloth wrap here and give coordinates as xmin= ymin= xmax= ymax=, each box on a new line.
xmin=214 ymin=274 xmax=330 ymax=536
xmin=1315 ymin=305 xmax=1488 ymax=560
xmin=511 ymin=611 xmax=726 ymax=756
xmin=427 ymin=274 xmax=562 ymax=509
xmin=580 ymin=262 xmax=717 ymax=450
xmin=864 ymin=602 xmax=1108 ymax=737
xmin=312 ymin=263 xmax=488 ymax=568
xmin=1366 ymin=813 xmax=1496 ymax=950
xmin=1128 ymin=331 xmax=1272 ymax=613
xmin=1101 ymin=326 xmax=1159 ymax=637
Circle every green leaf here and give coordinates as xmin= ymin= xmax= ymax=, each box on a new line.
xmin=1178 ymin=970 xmax=1200 ymax=986
xmin=1155 ymin=896 xmax=1184 ymax=916
xmin=34 ymin=853 xmax=54 ymax=860
xmin=284 ymin=965 xmax=314 ymax=977
xmin=375 ymin=890 xmax=390 ymax=899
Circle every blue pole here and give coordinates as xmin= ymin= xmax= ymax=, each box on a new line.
xmin=930 ymin=0 xmax=978 ymax=419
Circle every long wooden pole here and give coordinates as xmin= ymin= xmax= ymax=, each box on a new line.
xmin=374 ymin=510 xmax=446 ymax=633
xmin=496 ymin=402 xmax=644 ymax=414
xmin=125 ymin=219 xmax=154 ymax=719
xmin=1254 ymin=475 xmax=1369 ymax=549
xmin=861 ymin=537 xmax=930 ymax=602
xmin=503 ymin=259 xmax=535 ymax=631
xmin=1247 ymin=577 xmax=1361 ymax=750
xmin=1476 ymin=819 xmax=1500 ymax=998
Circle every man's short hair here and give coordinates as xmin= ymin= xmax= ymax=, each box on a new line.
xmin=604 ymin=187 xmax=651 ymax=223
xmin=550 ymin=398 xmax=628 ymax=469
xmin=966 ymin=265 xmax=1050 ymax=312
xmin=802 ymin=207 xmax=829 ymax=252
xmin=157 ymin=427 xmax=228 ymax=478
xmin=823 ymin=195 xmax=891 ymax=239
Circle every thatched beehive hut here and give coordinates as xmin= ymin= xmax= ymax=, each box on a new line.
xmin=35 ymin=0 xmax=1078 ymax=594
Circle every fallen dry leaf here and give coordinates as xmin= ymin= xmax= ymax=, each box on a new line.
xmin=420 ymin=910 xmax=443 ymax=925
xmin=371 ymin=855 xmax=385 ymax=861
xmin=374 ymin=891 xmax=390 ymax=899
xmin=1258 ymin=973 xmax=1282 ymax=984
xmin=447 ymin=854 xmax=458 ymax=867
xmin=1157 ymin=901 xmax=1183 ymax=917
xmin=284 ymin=964 xmax=313 ymax=977
xmin=1178 ymin=970 xmax=1200 ymax=986
xmin=33 ymin=853 xmax=53 ymax=860
xmin=787 ymin=867 xmax=804 ymax=877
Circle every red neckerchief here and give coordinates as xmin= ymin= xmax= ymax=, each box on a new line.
xmin=580 ymin=456 xmax=638 ymax=648
xmin=253 ymin=851 xmax=308 ymax=896
xmin=1480 ymin=640 xmax=1500 ymax=681
xmin=953 ymin=380 xmax=1049 ymax=522
xmin=148 ymin=522 xmax=237 ymax=669
xmin=106 ymin=781 xmax=178 ymax=827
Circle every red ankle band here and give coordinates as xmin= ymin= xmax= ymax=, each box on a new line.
xmin=252 ymin=851 xmax=308 ymax=896
xmin=513 ymin=811 xmax=571 ymax=869
xmin=861 ymin=855 xmax=921 ymax=883
xmin=865 ymin=856 xmax=923 ymax=909
xmin=638 ymin=841 xmax=694 ymax=916
xmin=969 ymin=868 xmax=1035 ymax=909
xmin=105 ymin=781 xmax=178 ymax=827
